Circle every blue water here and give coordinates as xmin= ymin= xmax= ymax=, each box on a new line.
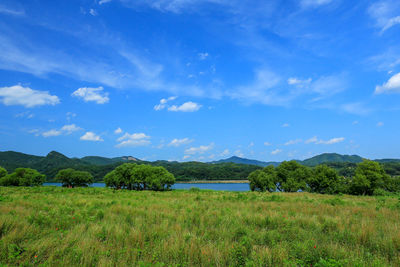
xmin=43 ymin=182 xmax=250 ymax=191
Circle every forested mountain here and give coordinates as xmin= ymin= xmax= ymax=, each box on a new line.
xmin=1 ymin=150 xmax=400 ymax=181
xmin=211 ymin=156 xmax=280 ymax=167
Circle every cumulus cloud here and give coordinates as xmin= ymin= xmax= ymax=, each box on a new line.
xmin=71 ymin=86 xmax=109 ymax=104
xmin=271 ymin=149 xmax=282 ymax=155
xmin=375 ymin=72 xmax=400 ymax=94
xmin=154 ymin=96 xmax=177 ymax=111
xmin=80 ymin=131 xmax=103 ymax=142
xmin=168 ymin=101 xmax=201 ymax=112
xmin=114 ymin=127 xmax=123 ymax=134
xmin=41 ymin=124 xmax=82 ymax=138
xmin=116 ymin=132 xmax=151 ymax=147
xmin=306 ymin=136 xmax=345 ymax=145
xmin=168 ymin=138 xmax=193 ymax=147
xmin=0 ymin=85 xmax=59 ymax=108
xmin=185 ymin=143 xmax=214 ymax=155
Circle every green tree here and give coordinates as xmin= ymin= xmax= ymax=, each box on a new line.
xmin=56 ymin=168 xmax=93 ymax=187
xmin=276 ymin=161 xmax=310 ymax=192
xmin=248 ymin=165 xmax=277 ymax=192
xmin=104 ymin=163 xmax=137 ymax=189
xmin=308 ymin=165 xmax=342 ymax=194
xmin=0 ymin=168 xmax=45 ymax=186
xmin=0 ymin=166 xmax=7 ymax=178
xmin=349 ymin=160 xmax=389 ymax=195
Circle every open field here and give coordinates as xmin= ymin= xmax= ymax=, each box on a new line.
xmin=1 ymin=187 xmax=400 ymax=266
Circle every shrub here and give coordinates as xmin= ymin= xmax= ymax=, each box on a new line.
xmin=56 ymin=168 xmax=93 ymax=188
xmin=0 ymin=168 xmax=45 ymax=186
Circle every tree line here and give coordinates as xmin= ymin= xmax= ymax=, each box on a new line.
xmin=248 ymin=160 xmax=400 ymax=195
xmin=0 ymin=163 xmax=175 ymax=191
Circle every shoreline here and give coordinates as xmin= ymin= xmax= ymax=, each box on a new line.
xmin=177 ymin=180 xmax=249 ymax=184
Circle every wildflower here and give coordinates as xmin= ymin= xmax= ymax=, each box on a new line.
xmin=34 ymin=255 xmax=38 ymax=258
xmin=314 ymin=245 xmax=316 ymax=249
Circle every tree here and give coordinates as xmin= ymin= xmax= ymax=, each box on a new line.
xmin=104 ymin=163 xmax=176 ymax=191
xmin=307 ymin=165 xmax=342 ymax=194
xmin=0 ymin=166 xmax=7 ymax=178
xmin=56 ymin=168 xmax=93 ymax=187
xmin=349 ymin=160 xmax=389 ymax=195
xmin=276 ymin=161 xmax=310 ymax=192
xmin=248 ymin=165 xmax=277 ymax=192
xmin=0 ymin=168 xmax=45 ymax=186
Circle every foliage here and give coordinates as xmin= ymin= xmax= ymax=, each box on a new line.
xmin=248 ymin=165 xmax=277 ymax=192
xmin=349 ymin=160 xmax=390 ymax=195
xmin=104 ymin=163 xmax=175 ymax=191
xmin=55 ymin=168 xmax=94 ymax=187
xmin=0 ymin=168 xmax=45 ymax=186
xmin=276 ymin=161 xmax=310 ymax=192
xmin=0 ymin=166 xmax=7 ymax=178
xmin=308 ymin=165 xmax=342 ymax=194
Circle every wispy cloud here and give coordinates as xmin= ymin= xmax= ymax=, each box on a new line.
xmin=0 ymin=5 xmax=25 ymax=16
xmin=271 ymin=149 xmax=282 ymax=155
xmin=154 ymin=96 xmax=177 ymax=111
xmin=306 ymin=136 xmax=345 ymax=145
xmin=168 ymin=138 xmax=193 ymax=147
xmin=185 ymin=143 xmax=214 ymax=154
xmin=198 ymin=52 xmax=209 ymax=60
xmin=0 ymin=85 xmax=59 ymax=108
xmin=368 ymin=1 xmax=400 ymax=33
xmin=284 ymin=139 xmax=302 ymax=146
xmin=300 ymin=0 xmax=333 ymax=8
xmin=42 ymin=124 xmax=82 ymax=137
xmin=116 ymin=132 xmax=151 ymax=147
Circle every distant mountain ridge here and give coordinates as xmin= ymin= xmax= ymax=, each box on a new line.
xmin=211 ymin=156 xmax=280 ymax=167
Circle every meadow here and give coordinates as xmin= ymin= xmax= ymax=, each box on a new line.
xmin=0 ymin=187 xmax=400 ymax=266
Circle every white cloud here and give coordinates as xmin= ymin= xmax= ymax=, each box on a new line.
xmin=284 ymin=139 xmax=302 ymax=146
xmin=183 ymin=155 xmax=191 ymax=160
xmin=114 ymin=127 xmax=123 ymax=134
xmin=15 ymin=111 xmax=34 ymax=119
xmin=0 ymin=6 xmax=25 ymax=16
xmin=287 ymin=77 xmax=312 ymax=86
xmin=368 ymin=1 xmax=400 ymax=33
xmin=168 ymin=138 xmax=193 ymax=147
xmin=271 ymin=149 xmax=282 ymax=155
xmin=66 ymin=112 xmax=77 ymax=121
xmin=41 ymin=124 xmax=82 ymax=137
xmin=340 ymin=102 xmax=370 ymax=115
xmin=61 ymin=124 xmax=82 ymax=134
xmin=116 ymin=132 xmax=151 ymax=147
xmin=168 ymin=101 xmax=201 ymax=112
xmin=80 ymin=131 xmax=103 ymax=142
xmin=72 ymin=86 xmax=109 ymax=104
xmin=0 ymin=85 xmax=60 ymax=108
xmin=42 ymin=129 xmax=62 ymax=137
xmin=220 ymin=149 xmax=230 ymax=157
xmin=185 ymin=143 xmax=214 ymax=155
xmin=300 ymin=0 xmax=332 ymax=8
xmin=198 ymin=52 xmax=209 ymax=60
xmin=99 ymin=0 xmax=112 ymax=4
xmin=154 ymin=96 xmax=177 ymax=110
xmin=248 ymin=142 xmax=254 ymax=147
xmin=375 ymin=72 xmax=400 ymax=94
xmin=306 ymin=136 xmax=345 ymax=145
xmin=234 ymin=149 xmax=244 ymax=158
xmin=282 ymin=123 xmax=290 ymax=128
xmin=377 ymin=122 xmax=384 ymax=127
xmin=264 ymin=142 xmax=272 ymax=146
xmin=89 ymin=9 xmax=97 ymax=16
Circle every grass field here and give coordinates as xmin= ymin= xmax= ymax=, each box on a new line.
xmin=1 ymin=187 xmax=400 ymax=266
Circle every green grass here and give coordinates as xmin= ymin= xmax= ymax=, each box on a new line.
xmin=1 ymin=187 xmax=400 ymax=266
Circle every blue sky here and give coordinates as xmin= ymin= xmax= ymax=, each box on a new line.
xmin=1 ymin=0 xmax=400 ymax=162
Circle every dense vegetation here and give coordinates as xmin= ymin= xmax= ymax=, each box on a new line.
xmin=104 ymin=163 xmax=175 ymax=191
xmin=1 ymin=187 xmax=400 ymax=266
xmin=55 ymin=169 xmax=94 ymax=188
xmin=0 ymin=168 xmax=45 ymax=186
xmin=248 ymin=160 xmax=400 ymax=195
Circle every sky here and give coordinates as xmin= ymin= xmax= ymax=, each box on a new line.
xmin=0 ymin=0 xmax=400 ymax=162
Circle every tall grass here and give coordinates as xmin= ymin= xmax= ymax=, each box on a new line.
xmin=1 ymin=187 xmax=400 ymax=266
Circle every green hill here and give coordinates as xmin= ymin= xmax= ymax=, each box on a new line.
xmin=211 ymin=156 xmax=280 ymax=167
xmin=301 ymin=153 xmax=364 ymax=166
xmin=80 ymin=156 xmax=140 ymax=165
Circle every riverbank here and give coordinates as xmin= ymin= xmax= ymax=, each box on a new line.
xmin=1 ymin=187 xmax=399 ymax=266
